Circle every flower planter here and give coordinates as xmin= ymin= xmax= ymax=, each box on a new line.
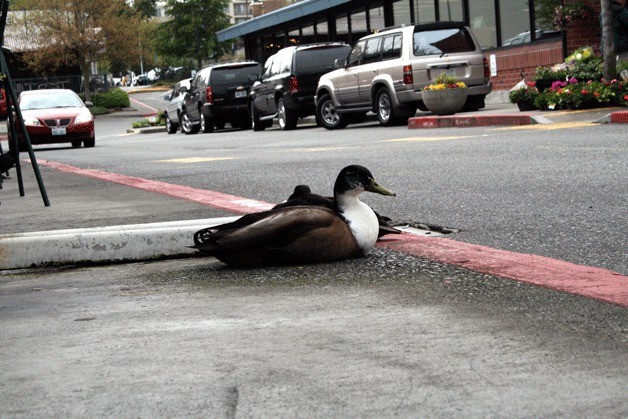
xmin=422 ymin=88 xmax=468 ymax=116
xmin=516 ymin=100 xmax=538 ymax=112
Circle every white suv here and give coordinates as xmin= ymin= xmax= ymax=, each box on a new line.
xmin=315 ymin=21 xmax=492 ymax=129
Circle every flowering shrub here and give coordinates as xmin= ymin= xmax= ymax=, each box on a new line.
xmin=423 ymin=73 xmax=467 ymax=91
xmin=508 ymin=81 xmax=539 ymax=104
xmin=532 ymin=79 xmax=628 ymax=110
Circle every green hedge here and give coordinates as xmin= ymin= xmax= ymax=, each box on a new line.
xmin=91 ymin=88 xmax=130 ymax=109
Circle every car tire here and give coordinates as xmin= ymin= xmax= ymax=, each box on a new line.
xmin=277 ymin=98 xmax=297 ymax=130
xmin=376 ymin=87 xmax=397 ymax=126
xmin=84 ymin=138 xmax=95 ymax=148
xmin=166 ymin=114 xmax=178 ymax=134
xmin=316 ymin=94 xmax=347 ymax=130
xmin=71 ymin=140 xmax=82 ymax=148
xmin=181 ymin=111 xmax=199 ymax=135
xmin=200 ymin=110 xmax=214 ymax=133
xmin=251 ymin=102 xmax=265 ymax=132
xmin=240 ymin=116 xmax=252 ymax=130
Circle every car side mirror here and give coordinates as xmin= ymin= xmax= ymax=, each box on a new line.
xmin=85 ymin=101 xmax=93 ymax=107
xmin=164 ymin=93 xmax=171 ymax=101
xmin=335 ymin=59 xmax=347 ymax=69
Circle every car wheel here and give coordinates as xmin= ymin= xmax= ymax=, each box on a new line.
xmin=251 ymin=102 xmax=265 ymax=132
xmin=316 ymin=94 xmax=347 ymax=130
xmin=71 ymin=140 xmax=82 ymax=148
xmin=376 ymin=88 xmax=395 ymax=126
xmin=277 ymin=98 xmax=297 ymax=130
xmin=166 ymin=114 xmax=178 ymax=134
xmin=181 ymin=111 xmax=199 ymax=135
xmin=84 ymin=138 xmax=95 ymax=148
xmin=239 ymin=116 xmax=252 ymax=130
xmin=200 ymin=110 xmax=214 ymax=133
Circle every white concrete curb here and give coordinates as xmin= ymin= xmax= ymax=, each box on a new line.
xmin=0 ymin=216 xmax=240 ymax=270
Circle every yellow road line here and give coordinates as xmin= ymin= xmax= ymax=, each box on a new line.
xmin=154 ymin=157 xmax=235 ymax=163
xmin=493 ymin=122 xmax=596 ymax=131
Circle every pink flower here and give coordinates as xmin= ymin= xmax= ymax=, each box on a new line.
xmin=581 ymin=89 xmax=588 ymax=94
xmin=568 ymin=77 xmax=578 ymax=84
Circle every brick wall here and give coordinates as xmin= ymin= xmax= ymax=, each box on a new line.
xmin=486 ymin=40 xmax=564 ymax=90
xmin=566 ymin=1 xmax=601 ymax=53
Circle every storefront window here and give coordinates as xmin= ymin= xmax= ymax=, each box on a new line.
xmin=392 ymin=0 xmax=412 ymax=26
xmin=316 ymin=20 xmax=329 ymax=42
xmin=414 ymin=0 xmax=435 ymax=23
xmin=468 ymin=0 xmax=496 ymax=48
xmin=438 ymin=0 xmax=463 ymax=21
xmin=500 ymin=0 xmax=531 ymax=46
xmin=336 ymin=15 xmax=349 ymax=44
xmin=370 ymin=5 xmax=385 ymax=32
xmin=352 ymin=9 xmax=369 ymax=40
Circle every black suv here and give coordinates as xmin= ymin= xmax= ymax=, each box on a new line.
xmin=180 ymin=61 xmax=261 ymax=134
xmin=250 ymin=42 xmax=351 ymax=131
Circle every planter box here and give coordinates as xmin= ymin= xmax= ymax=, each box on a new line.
xmin=422 ymin=89 xmax=468 ymax=116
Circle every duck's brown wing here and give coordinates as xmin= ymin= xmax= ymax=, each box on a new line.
xmin=194 ymin=206 xmax=361 ymax=266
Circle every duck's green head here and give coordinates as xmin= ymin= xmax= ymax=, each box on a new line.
xmin=334 ymin=165 xmax=396 ymax=197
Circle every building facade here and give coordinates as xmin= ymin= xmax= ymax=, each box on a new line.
xmin=217 ymin=0 xmax=601 ymax=91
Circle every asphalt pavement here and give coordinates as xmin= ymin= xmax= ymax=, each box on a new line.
xmin=1 ymin=96 xmax=626 ymax=417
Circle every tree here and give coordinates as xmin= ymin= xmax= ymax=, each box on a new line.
xmin=16 ymin=0 xmax=144 ymax=101
xmin=132 ymin=0 xmax=157 ymax=19
xmin=600 ymin=0 xmax=617 ymax=79
xmin=155 ymin=0 xmax=232 ymax=69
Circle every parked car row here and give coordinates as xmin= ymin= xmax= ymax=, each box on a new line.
xmin=164 ymin=21 xmax=492 ymax=135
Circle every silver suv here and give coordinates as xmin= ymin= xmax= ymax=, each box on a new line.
xmin=315 ymin=21 xmax=492 ymax=129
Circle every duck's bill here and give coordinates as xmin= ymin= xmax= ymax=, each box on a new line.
xmin=366 ymin=179 xmax=396 ymax=196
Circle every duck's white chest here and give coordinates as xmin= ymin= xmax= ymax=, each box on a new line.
xmin=341 ymin=200 xmax=379 ymax=251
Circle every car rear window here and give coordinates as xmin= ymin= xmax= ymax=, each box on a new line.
xmin=212 ymin=65 xmax=260 ymax=85
xmin=294 ymin=46 xmax=351 ymax=73
xmin=413 ymin=28 xmax=475 ymax=56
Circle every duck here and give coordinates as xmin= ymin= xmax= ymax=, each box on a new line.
xmin=192 ymin=165 xmax=396 ymax=267
xmin=273 ymin=184 xmax=401 ymax=237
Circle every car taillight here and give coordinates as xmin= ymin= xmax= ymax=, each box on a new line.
xmin=483 ymin=57 xmax=490 ymax=79
xmin=289 ymin=76 xmax=299 ymax=93
xmin=205 ymin=86 xmax=213 ymax=105
xmin=403 ymin=65 xmax=413 ymax=85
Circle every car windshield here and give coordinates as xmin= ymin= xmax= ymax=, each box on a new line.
xmin=413 ymin=28 xmax=474 ymax=56
xmin=19 ymin=91 xmax=84 ymax=110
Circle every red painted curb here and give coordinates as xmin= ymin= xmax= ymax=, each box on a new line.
xmin=408 ymin=114 xmax=533 ymax=129
xmin=609 ymin=110 xmax=628 ymax=123
xmin=37 ymin=160 xmax=274 ymax=214
xmin=37 ymin=160 xmax=628 ymax=306
xmin=378 ymin=234 xmax=627 ymax=307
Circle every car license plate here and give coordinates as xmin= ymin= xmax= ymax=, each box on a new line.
xmin=235 ymin=90 xmax=246 ymax=98
xmin=51 ymin=127 xmax=66 ymax=136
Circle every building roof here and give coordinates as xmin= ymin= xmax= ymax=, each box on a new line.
xmin=216 ymin=0 xmax=352 ymax=42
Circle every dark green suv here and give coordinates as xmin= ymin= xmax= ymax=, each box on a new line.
xmin=249 ymin=43 xmax=351 ymax=131
xmin=180 ymin=61 xmax=261 ymax=134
